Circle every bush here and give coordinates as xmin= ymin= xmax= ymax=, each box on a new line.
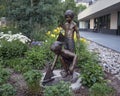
xmin=0 ymin=40 xmax=29 ymax=59
xmin=0 ymin=26 xmax=19 ymax=34
xmin=30 ymin=27 xmax=47 ymax=41
xmin=89 ymin=83 xmax=115 ymax=96
xmin=0 ymin=58 xmax=32 ymax=73
xmin=0 ymin=66 xmax=10 ymax=85
xmin=81 ymin=61 xmax=104 ymax=87
xmin=24 ymin=46 xmax=48 ymax=70
xmin=76 ymin=40 xmax=104 ymax=87
xmin=0 ymin=83 xmax=16 ymax=96
xmin=44 ymin=82 xmax=73 ymax=96
xmin=23 ymin=70 xmax=42 ymax=95
xmin=23 ymin=70 xmax=42 ymax=86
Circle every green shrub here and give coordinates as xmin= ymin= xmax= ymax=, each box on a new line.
xmin=0 ymin=58 xmax=32 ymax=73
xmin=30 ymin=28 xmax=46 ymax=41
xmin=81 ymin=61 xmax=104 ymax=87
xmin=44 ymin=81 xmax=73 ymax=96
xmin=0 ymin=83 xmax=16 ymax=96
xmin=89 ymin=83 xmax=115 ymax=96
xmin=0 ymin=40 xmax=29 ymax=59
xmin=0 ymin=26 xmax=19 ymax=34
xmin=24 ymin=46 xmax=47 ymax=70
xmin=23 ymin=70 xmax=42 ymax=86
xmin=76 ymin=41 xmax=104 ymax=87
xmin=0 ymin=66 xmax=10 ymax=85
xmin=23 ymin=70 xmax=42 ymax=95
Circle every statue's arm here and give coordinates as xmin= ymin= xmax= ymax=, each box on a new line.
xmin=75 ymin=25 xmax=80 ymax=40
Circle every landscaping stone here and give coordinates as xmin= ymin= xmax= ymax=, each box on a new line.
xmin=41 ymin=70 xmax=82 ymax=91
xmin=87 ymin=41 xmax=120 ymax=81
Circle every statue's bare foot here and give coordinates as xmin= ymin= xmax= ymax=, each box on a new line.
xmin=70 ymin=73 xmax=79 ymax=83
xmin=60 ymin=70 xmax=68 ymax=78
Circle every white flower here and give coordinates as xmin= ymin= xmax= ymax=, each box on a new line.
xmin=0 ymin=32 xmax=31 ymax=44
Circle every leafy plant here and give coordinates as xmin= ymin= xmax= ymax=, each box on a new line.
xmin=0 ymin=66 xmax=10 ymax=85
xmin=76 ymin=41 xmax=104 ymax=87
xmin=0 ymin=83 xmax=16 ymax=96
xmin=89 ymin=83 xmax=115 ymax=96
xmin=23 ymin=70 xmax=42 ymax=95
xmin=24 ymin=46 xmax=47 ymax=70
xmin=81 ymin=61 xmax=104 ymax=87
xmin=0 ymin=40 xmax=29 ymax=59
xmin=44 ymin=81 xmax=73 ymax=96
xmin=0 ymin=26 xmax=19 ymax=34
xmin=23 ymin=70 xmax=42 ymax=85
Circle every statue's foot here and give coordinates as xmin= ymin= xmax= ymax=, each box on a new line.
xmin=70 ymin=73 xmax=79 ymax=83
xmin=60 ymin=70 xmax=68 ymax=78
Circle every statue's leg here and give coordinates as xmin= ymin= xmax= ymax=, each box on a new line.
xmin=60 ymin=57 xmax=69 ymax=78
xmin=67 ymin=39 xmax=75 ymax=53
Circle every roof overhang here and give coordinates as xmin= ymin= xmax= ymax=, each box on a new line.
xmin=78 ymin=0 xmax=120 ymax=21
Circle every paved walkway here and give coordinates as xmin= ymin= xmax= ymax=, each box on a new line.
xmin=80 ymin=31 xmax=120 ymax=53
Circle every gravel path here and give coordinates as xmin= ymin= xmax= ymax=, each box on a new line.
xmin=87 ymin=40 xmax=120 ymax=81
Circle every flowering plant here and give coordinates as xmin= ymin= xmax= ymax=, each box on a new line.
xmin=0 ymin=31 xmax=31 ymax=44
xmin=46 ymin=27 xmax=63 ymax=39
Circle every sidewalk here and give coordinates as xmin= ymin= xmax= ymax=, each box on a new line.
xmin=80 ymin=31 xmax=120 ymax=53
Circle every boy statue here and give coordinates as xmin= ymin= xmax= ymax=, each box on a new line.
xmin=61 ymin=10 xmax=80 ymax=52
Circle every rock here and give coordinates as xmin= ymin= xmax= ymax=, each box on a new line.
xmin=41 ymin=70 xmax=82 ymax=91
xmin=88 ymin=41 xmax=120 ymax=80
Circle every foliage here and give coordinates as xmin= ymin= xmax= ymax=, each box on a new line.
xmin=0 ymin=58 xmax=31 ymax=73
xmin=0 ymin=83 xmax=16 ymax=96
xmin=0 ymin=66 xmax=10 ymax=85
xmin=23 ymin=70 xmax=42 ymax=95
xmin=77 ymin=4 xmax=87 ymax=13
xmin=81 ymin=61 xmax=104 ymax=87
xmin=76 ymin=39 xmax=104 ymax=87
xmin=89 ymin=83 xmax=115 ymax=96
xmin=23 ymin=70 xmax=42 ymax=85
xmin=0 ymin=26 xmax=19 ymax=34
xmin=0 ymin=0 xmax=8 ymax=17
xmin=0 ymin=0 xmax=63 ymax=37
xmin=24 ymin=47 xmax=46 ymax=70
xmin=44 ymin=81 xmax=73 ymax=96
xmin=0 ymin=40 xmax=29 ymax=59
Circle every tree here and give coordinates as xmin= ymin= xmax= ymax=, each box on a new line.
xmin=3 ymin=0 xmax=62 ymax=37
xmin=0 ymin=0 xmax=86 ymax=39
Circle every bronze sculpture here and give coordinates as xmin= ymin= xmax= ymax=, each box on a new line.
xmin=43 ymin=10 xmax=80 ymax=83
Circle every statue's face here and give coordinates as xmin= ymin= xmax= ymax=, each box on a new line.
xmin=66 ymin=15 xmax=72 ymax=22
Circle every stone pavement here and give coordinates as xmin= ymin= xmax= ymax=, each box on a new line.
xmin=80 ymin=31 xmax=120 ymax=53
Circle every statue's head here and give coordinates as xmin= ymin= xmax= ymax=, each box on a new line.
xmin=64 ymin=10 xmax=74 ymax=19
xmin=50 ymin=41 xmax=63 ymax=54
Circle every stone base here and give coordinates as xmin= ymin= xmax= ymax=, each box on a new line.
xmin=41 ymin=70 xmax=82 ymax=91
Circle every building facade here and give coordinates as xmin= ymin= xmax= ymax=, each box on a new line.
xmin=78 ymin=0 xmax=120 ymax=35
